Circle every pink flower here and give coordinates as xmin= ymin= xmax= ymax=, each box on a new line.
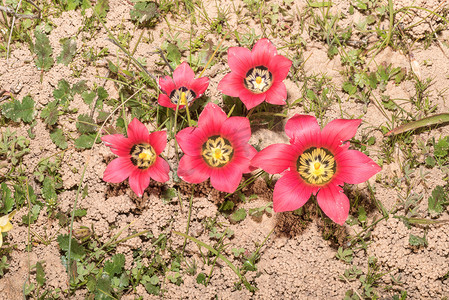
xmin=158 ymin=62 xmax=209 ymax=109
xmin=102 ymin=118 xmax=170 ymax=197
xmin=176 ymin=103 xmax=257 ymax=193
xmin=218 ymin=38 xmax=292 ymax=110
xmin=251 ymin=115 xmax=381 ymax=225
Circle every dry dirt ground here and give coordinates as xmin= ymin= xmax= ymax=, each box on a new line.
xmin=1 ymin=0 xmax=449 ymax=299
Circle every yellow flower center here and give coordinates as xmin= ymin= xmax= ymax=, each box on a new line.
xmin=180 ymin=92 xmax=187 ymax=105
xmin=244 ymin=65 xmax=273 ymax=94
xmin=170 ymin=87 xmax=197 ymax=106
xmin=130 ymin=143 xmax=157 ymax=169
xmin=297 ymin=147 xmax=336 ymax=185
xmin=202 ymin=136 xmax=234 ymax=167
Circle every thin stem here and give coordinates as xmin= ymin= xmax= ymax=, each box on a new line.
xmin=182 ymin=184 xmax=195 ymax=255
xmin=198 ymin=31 xmax=229 ymax=78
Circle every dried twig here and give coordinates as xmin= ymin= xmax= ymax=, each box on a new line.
xmin=0 ymin=5 xmax=40 ymax=19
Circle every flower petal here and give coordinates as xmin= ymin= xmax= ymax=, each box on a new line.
xmin=210 ymin=166 xmax=242 ymax=193
xmin=285 ymin=114 xmax=321 ymax=146
xmin=176 ymin=127 xmax=204 ymax=156
xmin=221 ymin=116 xmax=251 ymax=145
xmin=147 ymin=157 xmax=170 ymax=183
xmin=251 ymin=143 xmax=296 ymax=174
xmin=129 ymin=169 xmax=151 ymax=197
xmin=273 ymin=170 xmax=314 ymax=212
xmin=178 ymin=155 xmax=211 ymax=184
xmin=321 ymin=119 xmax=361 ymax=148
xmin=103 ymin=157 xmax=134 ymax=183
xmin=238 ymin=88 xmax=266 ymax=110
xmin=316 ymin=184 xmax=350 ymax=225
xmin=127 ymin=118 xmax=150 ymax=144
xmin=197 ymin=103 xmax=227 ymax=136
xmin=1 ymin=221 xmax=12 ymax=232
xmin=190 ymin=77 xmax=209 ymax=97
xmin=252 ymin=38 xmax=277 ymax=67
xmin=101 ymin=134 xmax=131 ymax=156
xmin=242 ymin=145 xmax=258 ymax=173
xmin=148 ymin=131 xmax=167 ymax=155
xmin=159 ymin=76 xmax=176 ymax=94
xmin=269 ymin=54 xmax=292 ymax=81
xmin=158 ymin=94 xmax=177 ymax=109
xmin=173 ymin=62 xmax=195 ymax=87
xmin=218 ymin=72 xmax=244 ymax=97
xmin=227 ymin=46 xmax=253 ymax=75
xmin=335 ymin=150 xmax=381 ymax=184
xmin=264 ymin=81 xmax=287 ymax=106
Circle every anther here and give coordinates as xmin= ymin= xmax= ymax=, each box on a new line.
xmin=255 ymin=76 xmax=262 ymax=84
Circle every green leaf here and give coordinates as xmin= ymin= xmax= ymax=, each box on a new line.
xmin=166 ymin=43 xmax=181 ymax=66
xmin=57 ymin=38 xmax=77 ymax=65
xmin=0 ymin=182 xmax=14 ymax=214
xmin=229 ymin=208 xmax=247 ymax=223
xmin=1 ymin=96 xmax=35 ymax=123
xmin=219 ymin=200 xmax=234 ymax=211
xmin=57 ymin=234 xmax=86 ymax=260
xmin=409 ymin=233 xmax=427 ymax=247
xmin=97 ymin=86 xmax=109 ymax=101
xmin=342 ymin=81 xmax=357 ymax=95
xmin=81 ymin=91 xmax=96 ymax=105
xmin=386 ymin=113 xmax=449 ymax=136
xmin=35 ymin=262 xmax=46 ymax=285
xmin=94 ymin=0 xmax=109 ymax=18
xmin=196 ymin=273 xmax=206 ymax=285
xmin=95 ymin=273 xmax=114 ymax=300
xmin=50 ymin=128 xmax=68 ymax=149
xmin=104 ymin=254 xmax=125 ymax=276
xmin=144 ymin=283 xmax=160 ymax=295
xmin=22 ymin=204 xmax=40 ymax=224
xmin=428 ymin=186 xmax=448 ymax=215
xmin=76 ymin=114 xmax=97 ymax=134
xmin=161 ymin=188 xmax=177 ymax=201
xmin=42 ymin=177 xmax=57 ymax=203
xmin=72 ymin=81 xmax=88 ymax=94
xmin=40 ymin=101 xmax=60 ymax=125
xmin=34 ymin=30 xmax=54 ymax=71
xmin=75 ymin=133 xmax=97 ymax=149
xmin=130 ymin=2 xmax=159 ymax=24
xmin=53 ymin=79 xmax=72 ymax=103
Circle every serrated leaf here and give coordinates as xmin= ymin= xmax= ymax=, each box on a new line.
xmin=95 ymin=273 xmax=113 ymax=300
xmin=57 ymin=38 xmax=77 ymax=65
xmin=162 ymin=188 xmax=177 ymax=201
xmin=72 ymin=81 xmax=88 ymax=94
xmin=40 ymin=101 xmax=60 ymax=125
xmin=428 ymin=185 xmax=448 ymax=215
xmin=57 ymin=234 xmax=86 ymax=260
xmin=409 ymin=233 xmax=427 ymax=247
xmin=130 ymin=2 xmax=159 ymax=24
xmin=50 ymin=128 xmax=68 ymax=149
xmin=81 ymin=91 xmax=96 ymax=105
xmin=75 ymin=133 xmax=97 ymax=149
xmin=35 ymin=262 xmax=46 ymax=285
xmin=229 ymin=208 xmax=247 ymax=223
xmin=1 ymin=96 xmax=35 ymax=123
xmin=97 ymin=87 xmax=109 ymax=101
xmin=342 ymin=81 xmax=357 ymax=95
xmin=42 ymin=177 xmax=57 ymax=203
xmin=53 ymin=79 xmax=72 ymax=103
xmin=104 ymin=253 xmax=125 ymax=276
xmin=34 ymin=31 xmax=54 ymax=71
xmin=0 ymin=182 xmax=14 ymax=214
xmin=76 ymin=114 xmax=97 ymax=134
xmin=94 ymin=0 xmax=109 ymax=18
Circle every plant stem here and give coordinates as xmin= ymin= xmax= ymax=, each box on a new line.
xmin=182 ymin=185 xmax=195 ymax=256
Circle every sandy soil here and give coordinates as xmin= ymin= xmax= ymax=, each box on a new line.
xmin=1 ymin=0 xmax=449 ymax=299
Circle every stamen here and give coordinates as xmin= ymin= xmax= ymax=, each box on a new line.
xmin=256 ymin=76 xmax=262 ymax=84
xmin=297 ymin=147 xmax=336 ymax=185
xmin=180 ymin=92 xmax=187 ymax=105
xmin=130 ymin=144 xmax=157 ymax=169
xmin=202 ymin=136 xmax=234 ymax=167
